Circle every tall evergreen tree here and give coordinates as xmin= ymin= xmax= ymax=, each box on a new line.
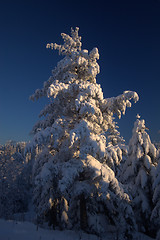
xmin=120 ymin=115 xmax=157 ymax=236
xmin=28 ymin=27 xmax=139 ymax=237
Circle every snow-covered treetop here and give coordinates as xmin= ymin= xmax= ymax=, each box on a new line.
xmin=30 ymin=27 xmax=100 ymax=102
xmin=28 ymin=27 xmax=139 ymax=153
xmin=46 ymin=27 xmax=82 ymax=55
xmin=128 ymin=116 xmax=157 ymax=160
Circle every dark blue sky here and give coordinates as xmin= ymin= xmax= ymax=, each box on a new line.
xmin=0 ymin=0 xmax=160 ymax=144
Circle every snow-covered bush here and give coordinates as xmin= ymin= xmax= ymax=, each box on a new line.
xmin=120 ymin=115 xmax=157 ymax=236
xmin=28 ymin=27 xmax=139 ymax=237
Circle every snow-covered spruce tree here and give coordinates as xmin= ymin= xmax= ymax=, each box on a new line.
xmin=28 ymin=27 xmax=139 ymax=237
xmin=120 ymin=115 xmax=157 ymax=236
xmin=151 ymin=149 xmax=160 ymax=239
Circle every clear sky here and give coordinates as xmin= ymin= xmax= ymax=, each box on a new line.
xmin=0 ymin=0 xmax=160 ymax=145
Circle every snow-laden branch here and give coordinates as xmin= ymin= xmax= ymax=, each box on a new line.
xmin=46 ymin=27 xmax=82 ymax=56
xmin=102 ymin=90 xmax=139 ymax=119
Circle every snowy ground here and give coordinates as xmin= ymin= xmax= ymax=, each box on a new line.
xmin=0 ymin=219 xmax=155 ymax=240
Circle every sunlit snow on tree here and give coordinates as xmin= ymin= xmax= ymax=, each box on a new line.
xmin=28 ymin=27 xmax=140 ymax=238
